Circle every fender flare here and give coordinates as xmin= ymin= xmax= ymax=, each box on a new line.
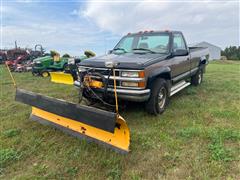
xmin=147 ymin=66 xmax=171 ymax=88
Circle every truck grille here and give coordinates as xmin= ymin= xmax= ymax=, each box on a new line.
xmin=78 ymin=66 xmax=145 ymax=89
xmin=84 ymin=68 xmax=120 ymax=76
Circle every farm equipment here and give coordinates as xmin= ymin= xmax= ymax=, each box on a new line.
xmin=6 ymin=61 xmax=130 ymax=153
xmin=6 ymin=47 xmax=29 ymax=61
xmin=5 ymin=55 xmax=30 ymax=71
xmin=0 ymin=51 xmax=7 ymax=64
xmin=5 ymin=47 xmax=30 ymax=71
xmin=14 ymin=60 xmax=33 ymax=72
xmin=28 ymin=44 xmax=45 ymax=60
xmin=32 ymin=51 xmax=69 ymax=77
xmin=4 ymin=44 xmax=45 ymax=72
xmin=50 ymin=50 xmax=96 ymax=84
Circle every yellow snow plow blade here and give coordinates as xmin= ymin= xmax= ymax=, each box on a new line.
xmin=31 ymin=108 xmax=130 ymax=152
xmin=15 ymin=88 xmax=130 ymax=153
xmin=50 ymin=72 xmax=73 ymax=85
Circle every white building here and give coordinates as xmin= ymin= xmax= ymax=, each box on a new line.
xmin=192 ymin=41 xmax=221 ymax=60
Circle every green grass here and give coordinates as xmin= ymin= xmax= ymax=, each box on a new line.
xmin=0 ymin=60 xmax=240 ymax=179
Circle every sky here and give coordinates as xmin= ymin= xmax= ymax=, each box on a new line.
xmin=1 ymin=0 xmax=239 ymax=56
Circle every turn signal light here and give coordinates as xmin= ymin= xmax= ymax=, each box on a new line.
xmin=121 ymin=81 xmax=145 ymax=88
xmin=138 ymin=81 xmax=145 ymax=88
xmin=138 ymin=71 xmax=145 ymax=78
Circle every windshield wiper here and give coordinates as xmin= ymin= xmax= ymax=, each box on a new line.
xmin=132 ymin=48 xmax=156 ymax=54
xmin=113 ymin=48 xmax=127 ymax=53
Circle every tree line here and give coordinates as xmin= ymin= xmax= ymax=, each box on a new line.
xmin=221 ymin=46 xmax=240 ymax=60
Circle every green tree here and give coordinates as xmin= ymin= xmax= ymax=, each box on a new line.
xmin=221 ymin=46 xmax=240 ymax=60
xmin=62 ymin=53 xmax=70 ymax=58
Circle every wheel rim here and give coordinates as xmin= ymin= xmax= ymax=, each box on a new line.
xmin=42 ymin=72 xmax=48 ymax=77
xmin=198 ymin=71 xmax=202 ymax=84
xmin=158 ymin=87 xmax=167 ymax=109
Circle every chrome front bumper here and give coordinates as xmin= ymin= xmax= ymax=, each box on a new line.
xmin=74 ymin=81 xmax=150 ymax=102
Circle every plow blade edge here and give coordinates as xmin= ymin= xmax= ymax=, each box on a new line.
xmin=15 ymin=88 xmax=130 ymax=153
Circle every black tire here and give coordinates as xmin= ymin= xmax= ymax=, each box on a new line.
xmin=32 ymin=71 xmax=39 ymax=76
xmin=191 ymin=68 xmax=203 ymax=86
xmin=145 ymin=78 xmax=169 ymax=115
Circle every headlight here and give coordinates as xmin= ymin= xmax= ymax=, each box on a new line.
xmin=35 ymin=61 xmax=41 ymax=64
xmin=121 ymin=71 xmax=145 ymax=78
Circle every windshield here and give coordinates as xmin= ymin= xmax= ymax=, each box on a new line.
xmin=114 ymin=33 xmax=170 ymax=54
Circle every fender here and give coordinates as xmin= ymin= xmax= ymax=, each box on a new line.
xmin=147 ymin=66 xmax=171 ymax=88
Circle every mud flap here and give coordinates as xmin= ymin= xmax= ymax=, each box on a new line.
xmin=15 ymin=88 xmax=130 ymax=153
xmin=50 ymin=72 xmax=73 ymax=85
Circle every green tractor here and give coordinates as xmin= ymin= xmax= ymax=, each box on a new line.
xmin=32 ymin=51 xmax=95 ymax=77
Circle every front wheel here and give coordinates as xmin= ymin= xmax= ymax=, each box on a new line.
xmin=41 ymin=70 xmax=50 ymax=77
xmin=191 ymin=69 xmax=203 ymax=86
xmin=145 ymin=78 xmax=169 ymax=115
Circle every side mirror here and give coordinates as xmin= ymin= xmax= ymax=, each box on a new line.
xmin=172 ymin=49 xmax=188 ymax=56
xmin=108 ymin=50 xmax=113 ymax=54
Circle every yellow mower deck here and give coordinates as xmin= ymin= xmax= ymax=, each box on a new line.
xmin=50 ymin=72 xmax=73 ymax=85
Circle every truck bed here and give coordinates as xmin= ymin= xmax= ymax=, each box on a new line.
xmin=189 ymin=46 xmax=208 ymax=52
xmin=189 ymin=46 xmax=209 ymax=59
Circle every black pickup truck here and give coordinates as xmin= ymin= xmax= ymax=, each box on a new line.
xmin=77 ymin=30 xmax=209 ymax=115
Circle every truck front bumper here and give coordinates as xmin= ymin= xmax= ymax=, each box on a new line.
xmin=74 ymin=81 xmax=150 ymax=102
xmin=105 ymin=88 xmax=150 ymax=102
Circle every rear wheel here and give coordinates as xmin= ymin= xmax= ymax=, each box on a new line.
xmin=145 ymin=78 xmax=169 ymax=115
xmin=41 ymin=71 xmax=49 ymax=77
xmin=32 ymin=71 xmax=39 ymax=76
xmin=191 ymin=68 xmax=203 ymax=86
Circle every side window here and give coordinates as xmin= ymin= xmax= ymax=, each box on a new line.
xmin=173 ymin=34 xmax=186 ymax=52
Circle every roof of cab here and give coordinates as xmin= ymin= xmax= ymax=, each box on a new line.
xmin=125 ymin=30 xmax=182 ymax=36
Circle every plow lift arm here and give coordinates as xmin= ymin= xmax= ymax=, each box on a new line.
xmin=6 ymin=62 xmax=130 ymax=153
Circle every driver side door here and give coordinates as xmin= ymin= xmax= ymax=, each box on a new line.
xmin=170 ymin=33 xmax=190 ymax=81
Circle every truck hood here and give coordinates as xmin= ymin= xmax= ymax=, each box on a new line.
xmin=79 ymin=53 xmax=167 ymax=69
